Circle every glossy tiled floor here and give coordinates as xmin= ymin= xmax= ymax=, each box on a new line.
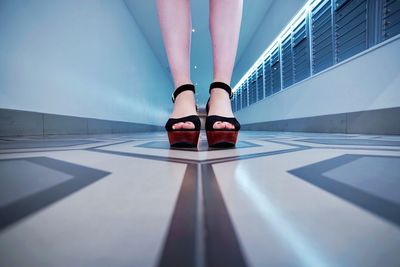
xmin=0 ymin=131 xmax=400 ymax=267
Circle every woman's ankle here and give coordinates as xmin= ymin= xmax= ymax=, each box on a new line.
xmin=173 ymin=80 xmax=193 ymax=89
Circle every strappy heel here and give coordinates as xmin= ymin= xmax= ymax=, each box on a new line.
xmin=165 ymin=84 xmax=201 ymax=147
xmin=205 ymin=82 xmax=241 ymax=147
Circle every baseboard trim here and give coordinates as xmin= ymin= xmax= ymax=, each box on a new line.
xmin=2 ymin=107 xmax=399 ymax=137
xmin=240 ymin=107 xmax=400 ymax=135
xmin=0 ymin=108 xmax=164 ymax=137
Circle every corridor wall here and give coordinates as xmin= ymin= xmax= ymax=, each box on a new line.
xmin=0 ymin=0 xmax=172 ymax=135
xmin=231 ymin=0 xmax=400 ymax=134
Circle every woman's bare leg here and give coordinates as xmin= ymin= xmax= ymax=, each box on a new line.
xmin=208 ymin=0 xmax=243 ymax=129
xmin=157 ymin=0 xmax=196 ymax=129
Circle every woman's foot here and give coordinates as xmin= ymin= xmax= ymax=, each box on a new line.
xmin=206 ymin=87 xmax=236 ymax=130
xmin=170 ymin=89 xmax=198 ymax=130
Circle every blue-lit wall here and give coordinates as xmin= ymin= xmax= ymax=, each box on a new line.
xmin=232 ymin=0 xmax=307 ymax=86
xmin=234 ymin=37 xmax=400 ymax=122
xmin=231 ymin=0 xmax=400 ymax=130
xmin=0 ymin=0 xmax=172 ymax=125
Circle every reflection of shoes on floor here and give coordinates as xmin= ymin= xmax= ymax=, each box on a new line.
xmin=205 ymin=82 xmax=241 ymax=147
xmin=165 ymin=84 xmax=201 ymax=147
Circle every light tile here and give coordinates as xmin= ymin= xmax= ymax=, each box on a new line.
xmin=213 ymin=149 xmax=400 ymax=267
xmin=0 ymin=150 xmax=186 ymax=267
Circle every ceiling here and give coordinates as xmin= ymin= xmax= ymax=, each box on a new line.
xmin=124 ymin=0 xmax=274 ymax=105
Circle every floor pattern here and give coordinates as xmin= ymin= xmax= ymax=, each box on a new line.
xmin=0 ymin=131 xmax=399 ymax=267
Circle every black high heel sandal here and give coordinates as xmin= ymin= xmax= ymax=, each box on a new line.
xmin=205 ymin=82 xmax=241 ymax=147
xmin=165 ymin=84 xmax=201 ymax=147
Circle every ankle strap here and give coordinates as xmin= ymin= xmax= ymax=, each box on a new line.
xmin=209 ymin=82 xmax=233 ymax=99
xmin=172 ymin=84 xmax=195 ymax=103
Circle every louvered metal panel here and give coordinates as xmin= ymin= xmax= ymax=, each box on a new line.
xmin=335 ymin=0 xmax=368 ymax=62
xmin=249 ymin=71 xmax=257 ymax=105
xmin=281 ymin=35 xmax=294 ymax=88
xmin=234 ymin=92 xmax=238 ymax=112
xmin=241 ymin=82 xmax=248 ymax=108
xmin=233 ymin=0 xmax=390 ymax=110
xmin=231 ymin=94 xmax=236 ymax=112
xmin=271 ymin=48 xmax=281 ymax=93
xmin=236 ymin=89 xmax=242 ymax=111
xmin=293 ymin=18 xmax=311 ymax=82
xmin=383 ymin=0 xmax=400 ymax=40
xmin=264 ymin=57 xmax=272 ymax=97
xmin=312 ymin=0 xmax=334 ymax=74
xmin=256 ymin=64 xmax=264 ymax=101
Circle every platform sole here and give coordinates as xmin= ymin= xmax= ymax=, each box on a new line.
xmin=206 ymin=130 xmax=239 ymax=147
xmin=167 ymin=130 xmax=200 ymax=147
